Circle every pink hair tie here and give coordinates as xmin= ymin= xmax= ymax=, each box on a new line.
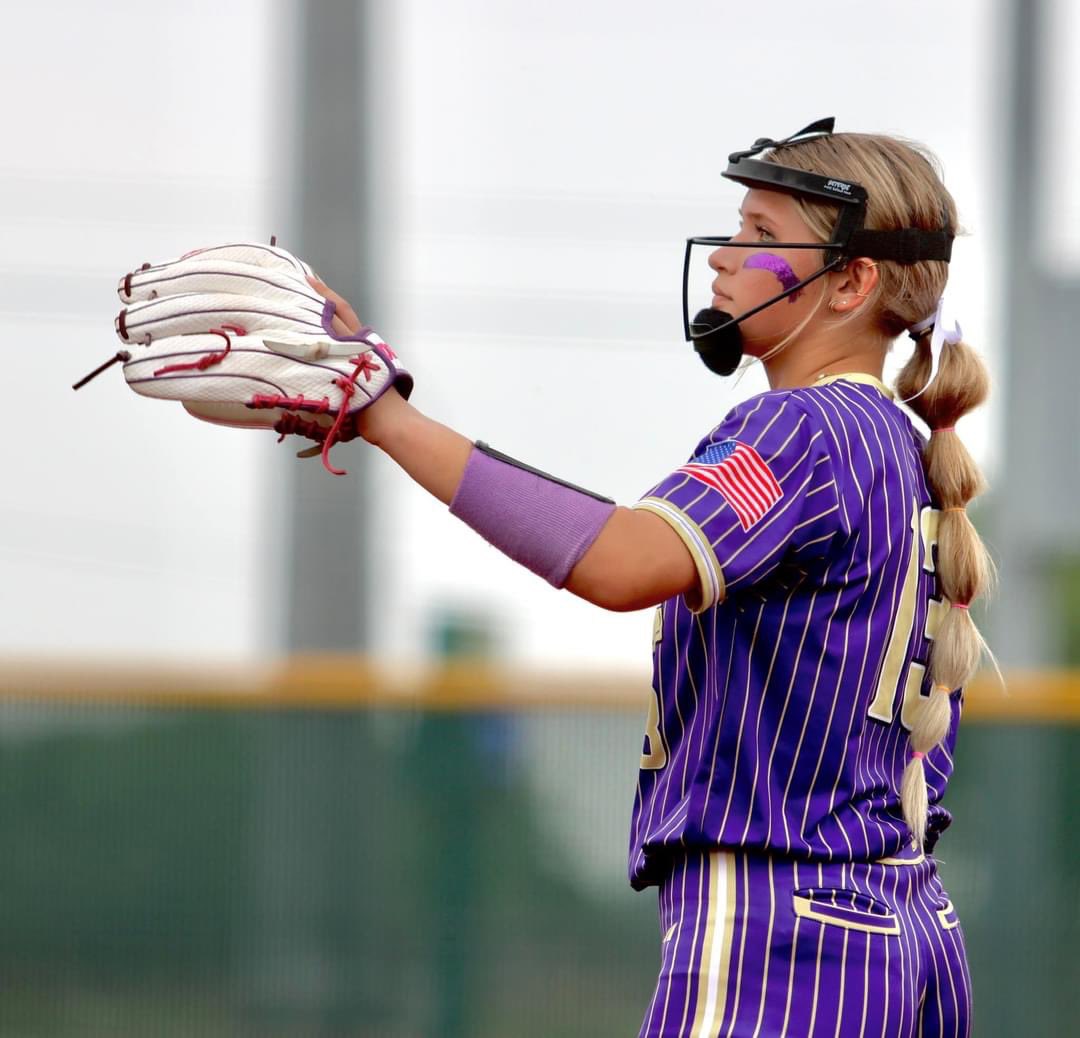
xmin=951 ymin=602 xmax=970 ymax=611
xmin=911 ymin=751 xmax=926 ymax=761
xmin=933 ymin=425 xmax=956 ymax=434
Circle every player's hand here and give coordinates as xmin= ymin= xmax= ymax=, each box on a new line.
xmin=303 ymin=275 xmax=409 ymax=445
xmin=103 ymin=241 xmax=413 ymax=475
xmin=306 ymin=275 xmax=363 ymax=338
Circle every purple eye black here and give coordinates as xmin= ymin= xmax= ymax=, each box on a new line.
xmin=744 ymin=253 xmax=802 ymax=300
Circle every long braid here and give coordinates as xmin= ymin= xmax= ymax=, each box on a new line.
xmin=763 ymin=131 xmax=997 ymax=848
xmin=895 ymin=334 xmax=995 ymax=846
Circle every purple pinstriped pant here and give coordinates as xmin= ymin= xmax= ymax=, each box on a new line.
xmin=638 ymin=847 xmax=971 ymax=1037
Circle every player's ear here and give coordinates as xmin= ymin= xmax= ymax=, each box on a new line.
xmin=828 ymin=258 xmax=879 ymax=313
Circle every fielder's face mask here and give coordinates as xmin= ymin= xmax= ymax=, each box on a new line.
xmin=684 ymin=117 xmax=954 ymax=376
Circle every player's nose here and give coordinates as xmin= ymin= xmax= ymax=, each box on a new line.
xmin=708 ymin=245 xmax=736 ymax=275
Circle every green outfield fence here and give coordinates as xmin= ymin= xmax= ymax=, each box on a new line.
xmin=1 ymin=659 xmax=1077 ymax=1037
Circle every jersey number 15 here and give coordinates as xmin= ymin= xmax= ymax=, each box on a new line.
xmin=866 ymin=503 xmax=946 ymax=730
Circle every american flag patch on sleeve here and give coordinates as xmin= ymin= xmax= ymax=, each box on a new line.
xmin=678 ymin=439 xmax=783 ymax=530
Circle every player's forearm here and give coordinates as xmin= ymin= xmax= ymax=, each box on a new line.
xmin=359 ymin=389 xmax=697 ymax=611
xmin=358 ymin=388 xmax=472 ymax=505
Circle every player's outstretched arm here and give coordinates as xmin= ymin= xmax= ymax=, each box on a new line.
xmin=311 ymin=275 xmax=697 ymax=611
xmin=358 ymin=387 xmax=697 ymax=612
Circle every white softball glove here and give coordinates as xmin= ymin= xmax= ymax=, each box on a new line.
xmin=87 ymin=241 xmax=411 ymax=475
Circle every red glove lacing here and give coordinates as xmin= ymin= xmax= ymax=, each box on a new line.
xmin=255 ymin=350 xmax=384 ymax=475
xmin=152 ymin=325 xmax=246 ymax=376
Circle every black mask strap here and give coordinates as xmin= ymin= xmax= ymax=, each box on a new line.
xmin=847 ymin=228 xmax=954 ymax=263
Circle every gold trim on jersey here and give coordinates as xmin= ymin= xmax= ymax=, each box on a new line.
xmin=633 ymin=497 xmax=726 ymax=612
xmin=792 ymin=893 xmax=901 ymax=936
xmin=812 ymin=372 xmax=895 ymax=399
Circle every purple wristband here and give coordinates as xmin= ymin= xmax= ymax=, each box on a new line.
xmin=449 ymin=445 xmax=617 ymax=588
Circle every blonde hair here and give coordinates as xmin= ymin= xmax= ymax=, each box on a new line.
xmin=764 ymin=132 xmax=995 ymax=848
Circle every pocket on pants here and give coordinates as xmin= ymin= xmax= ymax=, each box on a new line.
xmin=792 ymin=888 xmax=900 ymax=936
xmin=935 ymin=899 xmax=961 ymax=931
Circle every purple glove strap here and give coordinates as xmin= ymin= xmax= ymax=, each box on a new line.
xmin=449 ymin=447 xmax=617 ymax=588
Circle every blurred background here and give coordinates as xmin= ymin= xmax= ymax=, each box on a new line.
xmin=2 ymin=0 xmax=1077 ymax=1034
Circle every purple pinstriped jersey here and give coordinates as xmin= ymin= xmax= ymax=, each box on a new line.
xmin=629 ymin=376 xmax=960 ymax=890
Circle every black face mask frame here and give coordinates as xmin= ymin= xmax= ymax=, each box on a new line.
xmin=684 ymin=117 xmax=954 ymax=376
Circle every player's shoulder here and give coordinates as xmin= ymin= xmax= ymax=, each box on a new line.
xmin=788 ymin=377 xmax=929 ymax=524
xmin=794 ymin=375 xmax=927 ymax=462
xmin=790 ymin=375 xmax=914 ymax=434
xmin=692 ymin=387 xmax=832 ymax=463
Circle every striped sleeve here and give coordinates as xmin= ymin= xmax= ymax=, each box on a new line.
xmin=633 ymin=393 xmax=841 ymax=612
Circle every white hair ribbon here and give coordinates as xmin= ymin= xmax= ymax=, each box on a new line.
xmin=900 ymin=295 xmax=962 ymax=403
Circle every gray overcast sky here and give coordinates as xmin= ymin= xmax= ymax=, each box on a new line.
xmin=2 ymin=0 xmax=1026 ymax=666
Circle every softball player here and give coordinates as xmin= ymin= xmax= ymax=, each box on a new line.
xmin=321 ymin=118 xmax=991 ymax=1036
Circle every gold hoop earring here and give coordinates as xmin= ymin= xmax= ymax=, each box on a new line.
xmin=829 ymin=300 xmax=843 ymax=312
xmin=853 ymin=261 xmax=878 ymax=298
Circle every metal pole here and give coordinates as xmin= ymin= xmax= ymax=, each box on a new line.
xmin=990 ymin=0 xmax=1080 ymax=667
xmin=283 ymin=0 xmax=375 ymax=654
xmin=245 ymin=2 xmax=386 ymax=1031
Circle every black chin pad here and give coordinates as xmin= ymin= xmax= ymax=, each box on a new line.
xmin=690 ymin=309 xmax=743 ymax=376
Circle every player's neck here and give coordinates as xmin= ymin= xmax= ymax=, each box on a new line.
xmin=760 ymin=328 xmax=888 ymax=391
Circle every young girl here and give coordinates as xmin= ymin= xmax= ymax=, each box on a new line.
xmin=111 ymin=118 xmax=991 ymax=1037
xmin=325 ymin=120 xmax=990 ymax=1038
